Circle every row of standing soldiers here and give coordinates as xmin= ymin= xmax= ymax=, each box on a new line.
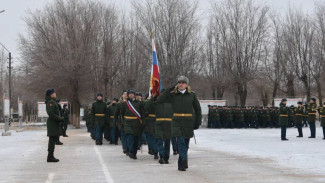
xmin=207 ymin=106 xmax=309 ymax=129
xmin=278 ymin=98 xmax=325 ymax=140
xmin=84 ymin=76 xmax=202 ymax=171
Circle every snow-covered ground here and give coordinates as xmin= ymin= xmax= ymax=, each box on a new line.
xmin=193 ymin=125 xmax=325 ymax=175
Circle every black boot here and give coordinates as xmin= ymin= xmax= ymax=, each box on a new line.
xmin=96 ymin=140 xmax=101 ymax=145
xmin=55 ymin=141 xmax=63 ymax=145
xmin=178 ymin=165 xmax=186 ymax=171
xmin=154 ymin=154 xmax=159 ymax=160
xmin=164 ymin=159 xmax=169 ymax=164
xmin=173 ymin=151 xmax=177 ymax=155
xmin=159 ymin=158 xmax=165 ymax=164
xmin=182 ymin=159 xmax=188 ymax=169
xmin=148 ymin=150 xmax=153 ymax=155
xmin=63 ymin=134 xmax=68 ymax=137
xmin=47 ymin=152 xmax=59 ymax=163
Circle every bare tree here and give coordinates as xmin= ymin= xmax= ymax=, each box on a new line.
xmin=211 ymin=0 xmax=270 ymax=106
xmin=204 ymin=17 xmax=229 ymax=99
xmin=132 ymin=0 xmax=202 ymax=86
xmin=282 ymin=8 xmax=314 ymax=101
xmin=314 ymin=2 xmax=325 ymax=104
xmin=19 ymin=0 xmax=105 ymax=127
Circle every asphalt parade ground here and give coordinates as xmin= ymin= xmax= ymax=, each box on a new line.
xmin=1 ymin=124 xmax=325 ymax=183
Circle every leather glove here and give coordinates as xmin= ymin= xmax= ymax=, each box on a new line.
xmin=167 ymin=83 xmax=178 ymax=92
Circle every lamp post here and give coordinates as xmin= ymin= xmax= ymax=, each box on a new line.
xmin=0 ymin=42 xmax=12 ymax=136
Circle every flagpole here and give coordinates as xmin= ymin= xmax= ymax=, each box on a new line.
xmin=149 ymin=30 xmax=154 ymax=97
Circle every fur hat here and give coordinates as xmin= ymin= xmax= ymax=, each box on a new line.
xmin=45 ymin=88 xmax=55 ymax=97
xmin=177 ymin=76 xmax=189 ymax=84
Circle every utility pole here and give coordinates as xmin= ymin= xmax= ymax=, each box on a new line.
xmin=8 ymin=52 xmax=12 ymax=126
xmin=0 ymin=41 xmax=12 ymax=136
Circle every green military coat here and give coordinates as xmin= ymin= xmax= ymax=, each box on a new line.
xmin=91 ymin=99 xmax=107 ymax=127
xmin=294 ymin=106 xmax=303 ymax=124
xmin=63 ymin=108 xmax=70 ymax=124
xmin=144 ymin=100 xmax=156 ymax=136
xmin=158 ymin=86 xmax=202 ymax=138
xmin=107 ymin=103 xmax=118 ymax=128
xmin=279 ymin=103 xmax=288 ymax=126
xmin=45 ymin=96 xmax=63 ymax=137
xmin=307 ymin=103 xmax=317 ymax=123
xmin=145 ymin=98 xmax=173 ymax=140
xmin=120 ymin=99 xmax=144 ymax=136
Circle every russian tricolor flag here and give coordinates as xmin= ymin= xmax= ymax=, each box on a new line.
xmin=150 ymin=37 xmax=161 ymax=96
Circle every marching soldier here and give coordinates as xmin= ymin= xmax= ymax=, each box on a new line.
xmin=295 ymin=102 xmax=304 ymax=137
xmin=119 ymin=89 xmax=145 ymax=160
xmin=279 ymin=99 xmax=289 ymax=141
xmin=114 ymin=90 xmax=129 ymax=154
xmin=92 ymin=93 xmax=107 ymax=145
xmin=45 ymin=88 xmax=64 ymax=162
xmin=85 ymin=105 xmax=92 ymax=133
xmin=103 ymin=102 xmax=111 ymax=142
xmin=144 ymin=93 xmax=159 ymax=159
xmin=307 ymin=98 xmax=317 ymax=138
xmin=62 ymin=104 xmax=70 ymax=137
xmin=158 ymin=76 xmax=202 ymax=171
xmin=145 ymin=89 xmax=173 ymax=164
xmin=107 ymin=98 xmax=119 ymax=144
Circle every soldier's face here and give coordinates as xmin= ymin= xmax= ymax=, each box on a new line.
xmin=122 ymin=92 xmax=127 ymax=100
xmin=177 ymin=82 xmax=187 ymax=90
xmin=112 ymin=101 xmax=117 ymax=104
xmin=310 ymin=100 xmax=314 ymax=103
xmin=136 ymin=96 xmax=142 ymax=101
xmin=50 ymin=93 xmax=56 ymax=99
xmin=97 ymin=96 xmax=102 ymax=101
xmin=128 ymin=93 xmax=135 ymax=99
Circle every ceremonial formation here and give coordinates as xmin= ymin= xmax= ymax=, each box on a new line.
xmin=45 ymin=74 xmax=202 ymax=172
xmin=207 ymin=99 xmax=325 ymax=141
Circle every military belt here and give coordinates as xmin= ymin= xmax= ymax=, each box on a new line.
xmin=173 ymin=113 xmax=193 ymax=117
xmin=215 ymin=114 xmax=219 ymax=116
xmin=124 ymin=116 xmax=138 ymax=120
xmin=321 ymin=115 xmax=325 ymax=117
xmin=295 ymin=114 xmax=302 ymax=116
xmin=109 ymin=116 xmax=114 ymax=119
xmin=95 ymin=114 xmax=105 ymax=117
xmin=156 ymin=118 xmax=172 ymax=121
xmin=308 ymin=113 xmax=316 ymax=115
xmin=149 ymin=114 xmax=156 ymax=118
xmin=279 ymin=114 xmax=288 ymax=117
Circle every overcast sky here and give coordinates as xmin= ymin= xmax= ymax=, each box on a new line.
xmin=0 ymin=0 xmax=316 ymax=64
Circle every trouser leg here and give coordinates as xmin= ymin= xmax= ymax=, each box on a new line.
xmin=309 ymin=122 xmax=316 ymax=137
xmin=120 ymin=131 xmax=128 ymax=151
xmin=127 ymin=134 xmax=134 ymax=154
xmin=164 ymin=139 xmax=171 ymax=161
xmin=281 ymin=126 xmax=287 ymax=140
xmin=297 ymin=123 xmax=303 ymax=137
xmin=110 ymin=127 xmax=116 ymax=143
xmin=133 ymin=136 xmax=139 ymax=156
xmin=48 ymin=136 xmax=59 ymax=153
xmin=171 ymin=137 xmax=178 ymax=152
